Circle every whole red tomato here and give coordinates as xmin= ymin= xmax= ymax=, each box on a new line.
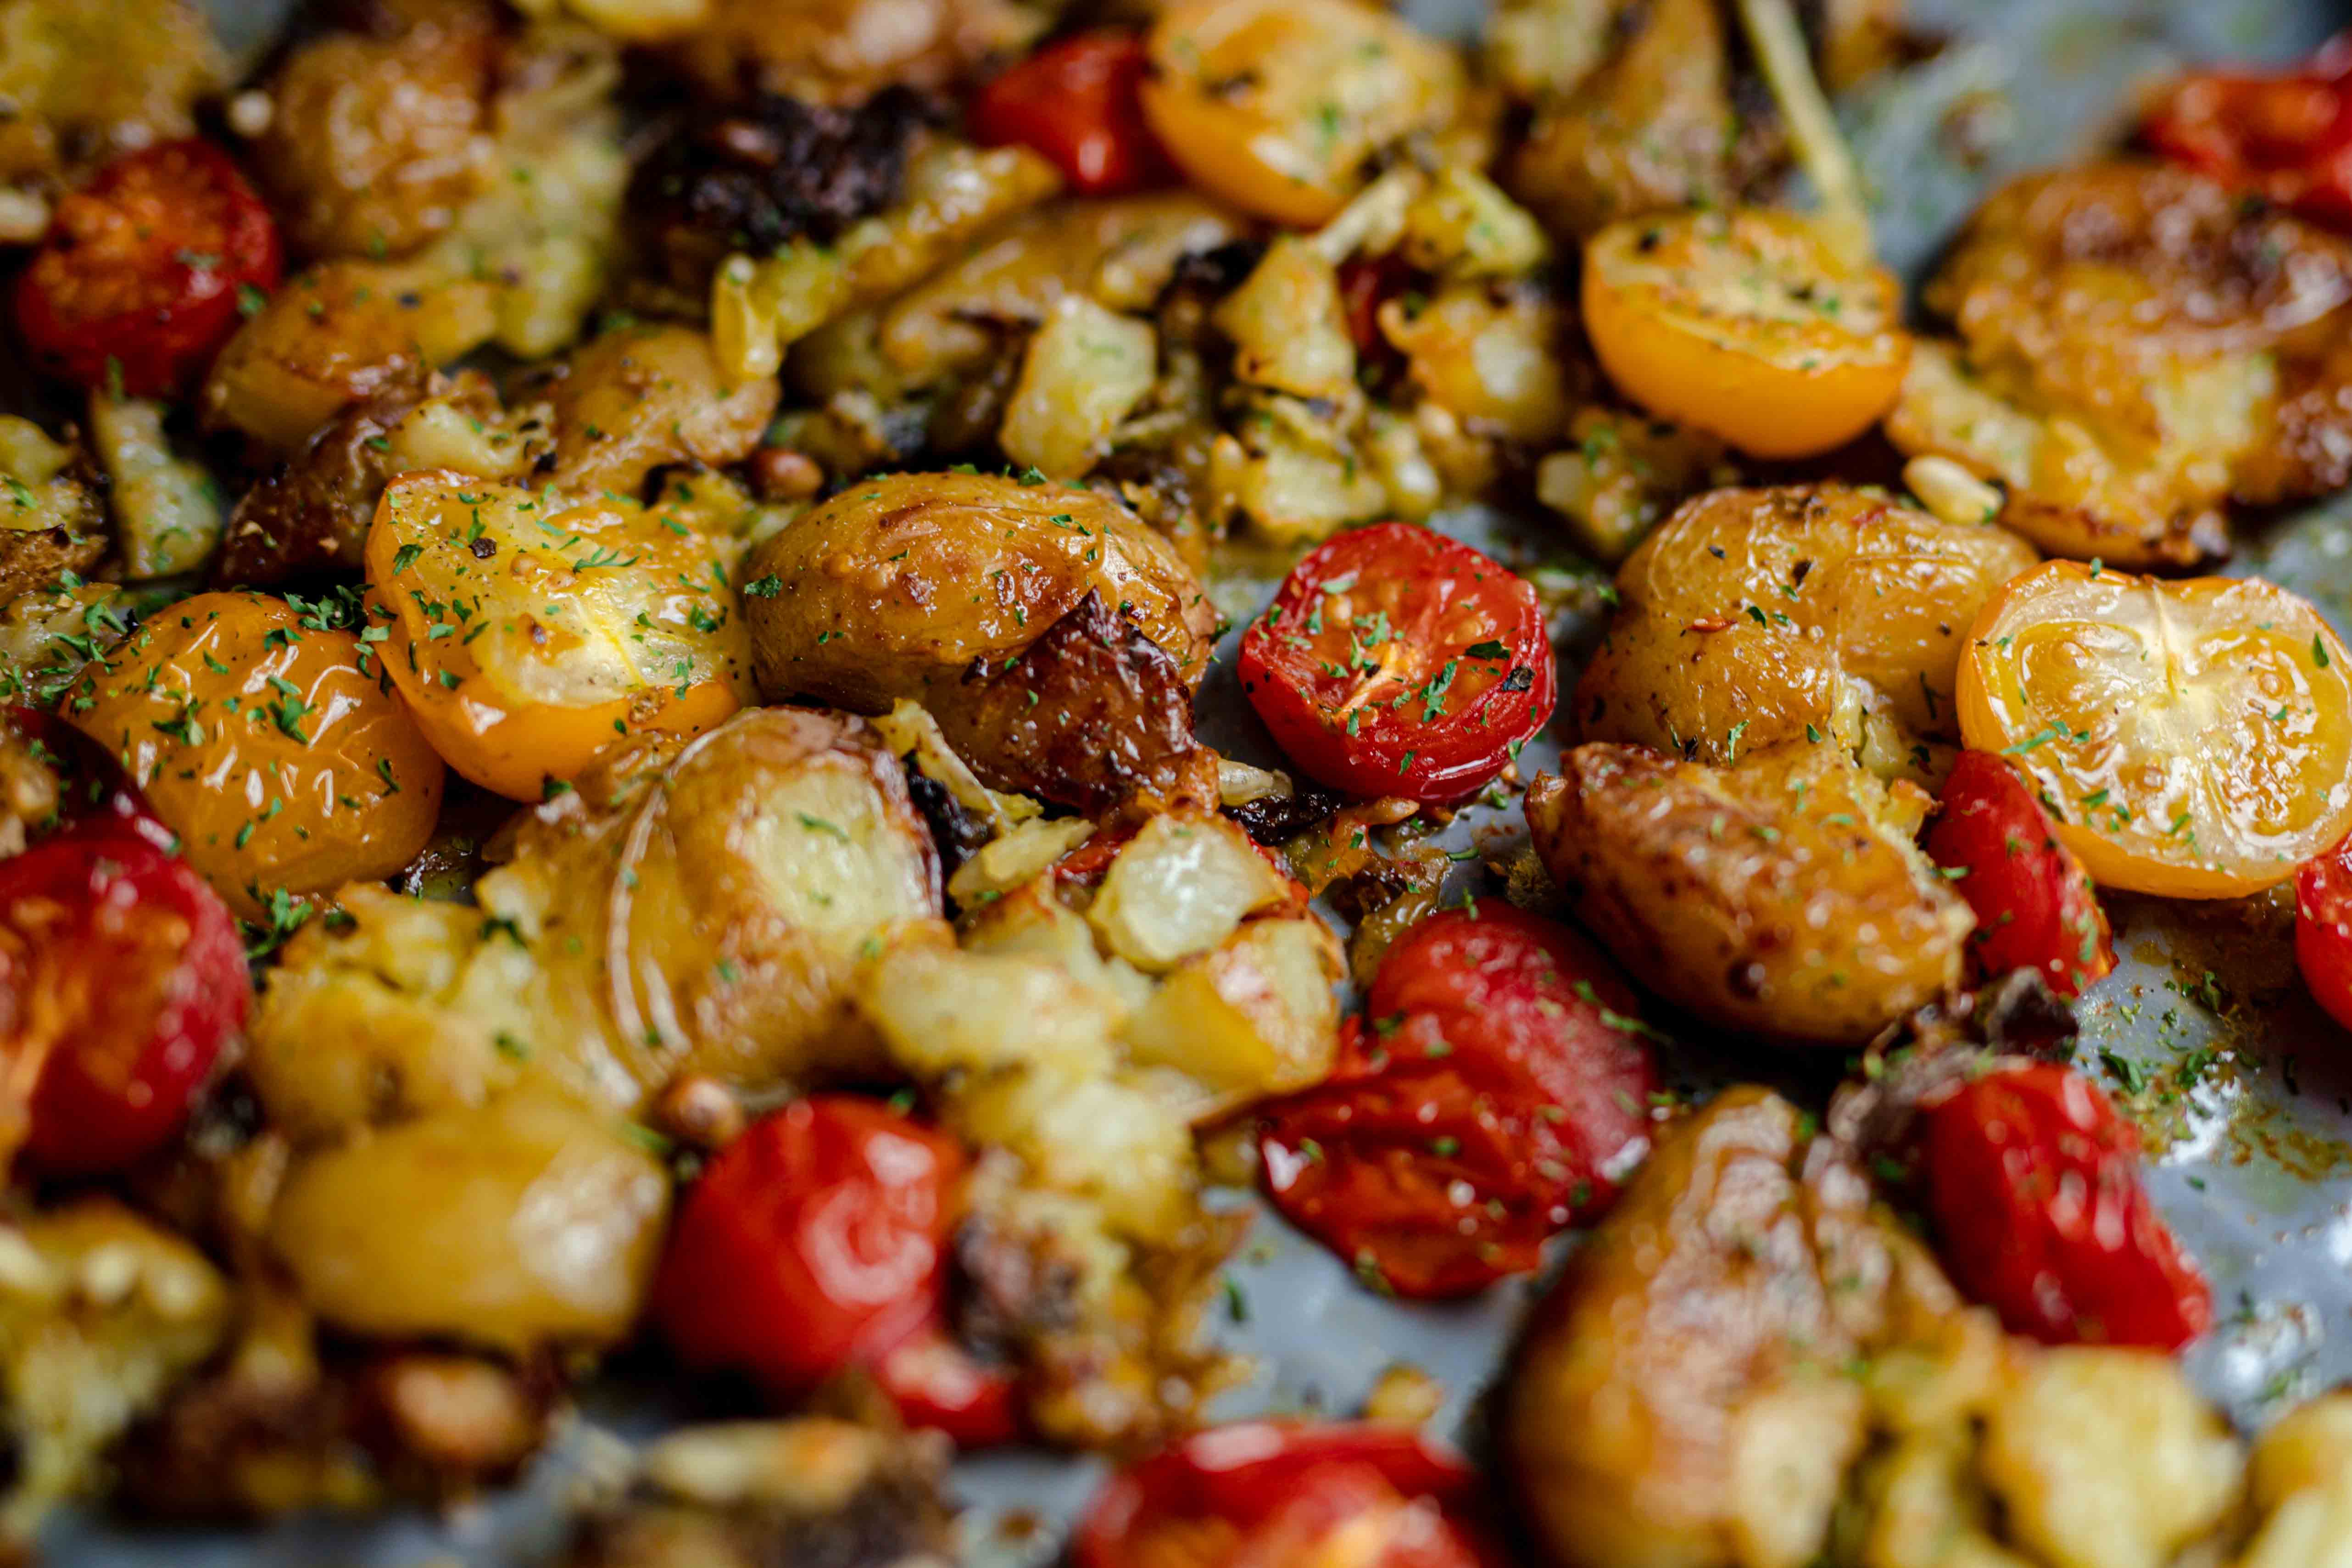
xmin=1923 ymin=750 xmax=2114 ymax=998
xmin=2145 ymin=31 xmax=2352 ymax=230
xmin=1915 ymin=1061 xmax=2212 ymax=1350
xmin=16 ymin=140 xmax=282 ymax=396
xmin=2296 ymin=835 xmax=2352 ymax=1032
xmin=1239 ymin=525 xmax=1556 ymax=806
xmin=1075 ymin=1422 xmax=1506 ymax=1568
xmin=0 ymin=829 xmax=246 ymax=1173
xmin=969 ymin=31 xmax=1173 ymax=196
xmin=1259 ymin=903 xmax=1658 ymax=1297
xmin=652 ymin=1096 xmax=1019 ymax=1443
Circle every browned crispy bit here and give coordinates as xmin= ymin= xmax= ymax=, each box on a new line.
xmin=212 ymin=366 xmax=433 ymax=586
xmin=931 ymin=590 xmax=1215 ymax=815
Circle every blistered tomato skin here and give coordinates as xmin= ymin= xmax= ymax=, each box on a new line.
xmin=2296 ymin=838 xmax=2352 ymax=1032
xmin=60 ymin=592 xmax=445 ymax=920
xmin=1258 ymin=904 xmax=1657 ymax=1298
xmin=16 ymin=140 xmax=282 ymax=397
xmin=366 ymin=474 xmax=753 ymax=801
xmin=1957 ymin=560 xmax=2352 ymax=898
xmin=2145 ymin=32 xmax=2352 ymax=230
xmin=1916 ymin=1062 xmax=2213 ymax=1351
xmin=1924 ymin=751 xmax=2115 ymax=998
xmin=1582 ymin=208 xmax=1910 ymax=459
xmin=1076 ymin=1422 xmax=1503 ymax=1568
xmin=0 ymin=831 xmax=247 ymax=1174
xmin=969 ymin=32 xmax=1170 ymax=197
xmin=654 ymin=1097 xmax=1016 ymax=1439
xmin=1238 ymin=524 xmax=1555 ymax=807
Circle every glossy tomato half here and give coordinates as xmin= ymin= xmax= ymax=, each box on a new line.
xmin=1239 ymin=524 xmax=1555 ymax=806
xmin=969 ymin=30 xmax=1171 ymax=196
xmin=1923 ymin=750 xmax=2114 ymax=998
xmin=0 ymin=830 xmax=247 ymax=1173
xmin=17 ymin=140 xmax=281 ymax=396
xmin=2296 ymin=835 xmax=2352 ymax=1032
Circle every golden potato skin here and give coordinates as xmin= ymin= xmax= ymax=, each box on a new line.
xmin=266 ymin=1091 xmax=670 ymax=1355
xmin=1574 ymin=484 xmax=2038 ymax=779
xmin=742 ymin=471 xmax=1216 ymax=712
xmin=544 ymin=324 xmax=780 ymax=497
xmin=1888 ymin=162 xmax=2352 ymax=566
xmin=1502 ymin=1089 xmax=1955 ymax=1568
xmin=1528 ymin=743 xmax=1970 ymax=1047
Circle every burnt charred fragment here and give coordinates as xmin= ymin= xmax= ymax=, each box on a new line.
xmin=1825 ymin=972 xmax=2079 ymax=1161
xmin=629 ymin=88 xmax=937 ymax=290
xmin=1225 ymin=783 xmax=1346 ymax=848
xmin=904 ymin=766 xmax=991 ymax=882
xmin=931 ymin=590 xmax=1209 ymax=814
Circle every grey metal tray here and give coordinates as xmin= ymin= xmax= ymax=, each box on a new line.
xmin=44 ymin=0 xmax=2352 ymax=1561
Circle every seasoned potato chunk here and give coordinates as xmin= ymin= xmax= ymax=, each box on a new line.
xmin=0 ymin=0 xmax=221 ymax=188
xmin=1886 ymin=163 xmax=2352 ymax=567
xmin=1528 ymin=743 xmax=1970 ymax=1046
xmin=266 ymin=1090 xmax=670 ymax=1355
xmin=249 ymin=708 xmax=944 ymax=1132
xmin=1574 ymin=484 xmax=2038 ymax=782
xmin=741 ymin=470 xmax=1215 ymax=713
xmin=1502 ymin=1089 xmax=1958 ymax=1568
xmin=670 ymin=0 xmax=1052 ymax=104
xmin=202 ymin=260 xmax=498 ymax=452
xmin=0 ymin=1201 xmax=230 ymax=1540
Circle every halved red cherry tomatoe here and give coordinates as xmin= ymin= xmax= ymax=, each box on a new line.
xmin=1074 ymin=1421 xmax=1507 ymax=1568
xmin=0 ymin=827 xmax=248 ymax=1175
xmin=2296 ymin=836 xmax=2352 ymax=1032
xmin=969 ymin=30 xmax=1172 ymax=197
xmin=1238 ymin=524 xmax=1555 ymax=805
xmin=1257 ymin=903 xmax=1657 ymax=1298
xmin=15 ymin=139 xmax=282 ymax=397
xmin=1923 ymin=750 xmax=2115 ymax=999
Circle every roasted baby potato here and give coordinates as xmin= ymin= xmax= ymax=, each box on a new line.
xmin=741 ymin=470 xmax=1215 ymax=714
xmin=1528 ymin=743 xmax=1971 ymax=1046
xmin=1502 ymin=1088 xmax=1956 ymax=1568
xmin=266 ymin=1089 xmax=670 ymax=1355
xmin=670 ymin=0 xmax=1052 ymax=104
xmin=1886 ymin=162 xmax=2352 ymax=567
xmin=202 ymin=260 xmax=498 ymax=453
xmin=248 ymin=708 xmax=944 ymax=1133
xmin=1574 ymin=483 xmax=2039 ymax=782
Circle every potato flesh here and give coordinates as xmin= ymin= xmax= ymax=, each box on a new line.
xmin=267 ymin=1091 xmax=670 ymax=1354
xmin=1573 ymin=483 xmax=2038 ymax=783
xmin=740 ymin=469 xmax=1215 ymax=712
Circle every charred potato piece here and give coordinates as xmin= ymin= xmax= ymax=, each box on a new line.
xmin=1887 ymin=162 xmax=2352 ymax=567
xmin=544 ymin=324 xmax=780 ymax=497
xmin=266 ymin=1090 xmax=669 ymax=1356
xmin=931 ymin=590 xmax=1212 ymax=813
xmin=252 ymin=0 xmax=496 ymax=260
xmin=202 ymin=260 xmax=498 ymax=453
xmin=1574 ymin=484 xmax=2038 ymax=782
xmin=1502 ymin=1089 xmax=1958 ymax=1568
xmin=249 ymin=708 xmax=945 ymax=1134
xmin=1528 ymin=743 xmax=1970 ymax=1047
xmin=741 ymin=470 xmax=1215 ymax=714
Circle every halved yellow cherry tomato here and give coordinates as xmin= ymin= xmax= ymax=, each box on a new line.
xmin=62 ymin=591 xmax=445 ymax=918
xmin=1956 ymin=560 xmax=2352 ymax=898
xmin=1582 ymin=208 xmax=1911 ymax=459
xmin=1141 ymin=0 xmax=1465 ymax=229
xmin=366 ymin=474 xmax=754 ymax=801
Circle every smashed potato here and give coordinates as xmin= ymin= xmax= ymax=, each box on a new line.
xmin=1574 ymin=484 xmax=2039 ymax=783
xmin=741 ymin=470 xmax=1215 ymax=714
xmin=249 ymin=708 xmax=944 ymax=1133
xmin=1529 ymin=743 xmax=1970 ymax=1046
xmin=1887 ymin=162 xmax=2352 ymax=566
xmin=543 ymin=324 xmax=779 ymax=498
